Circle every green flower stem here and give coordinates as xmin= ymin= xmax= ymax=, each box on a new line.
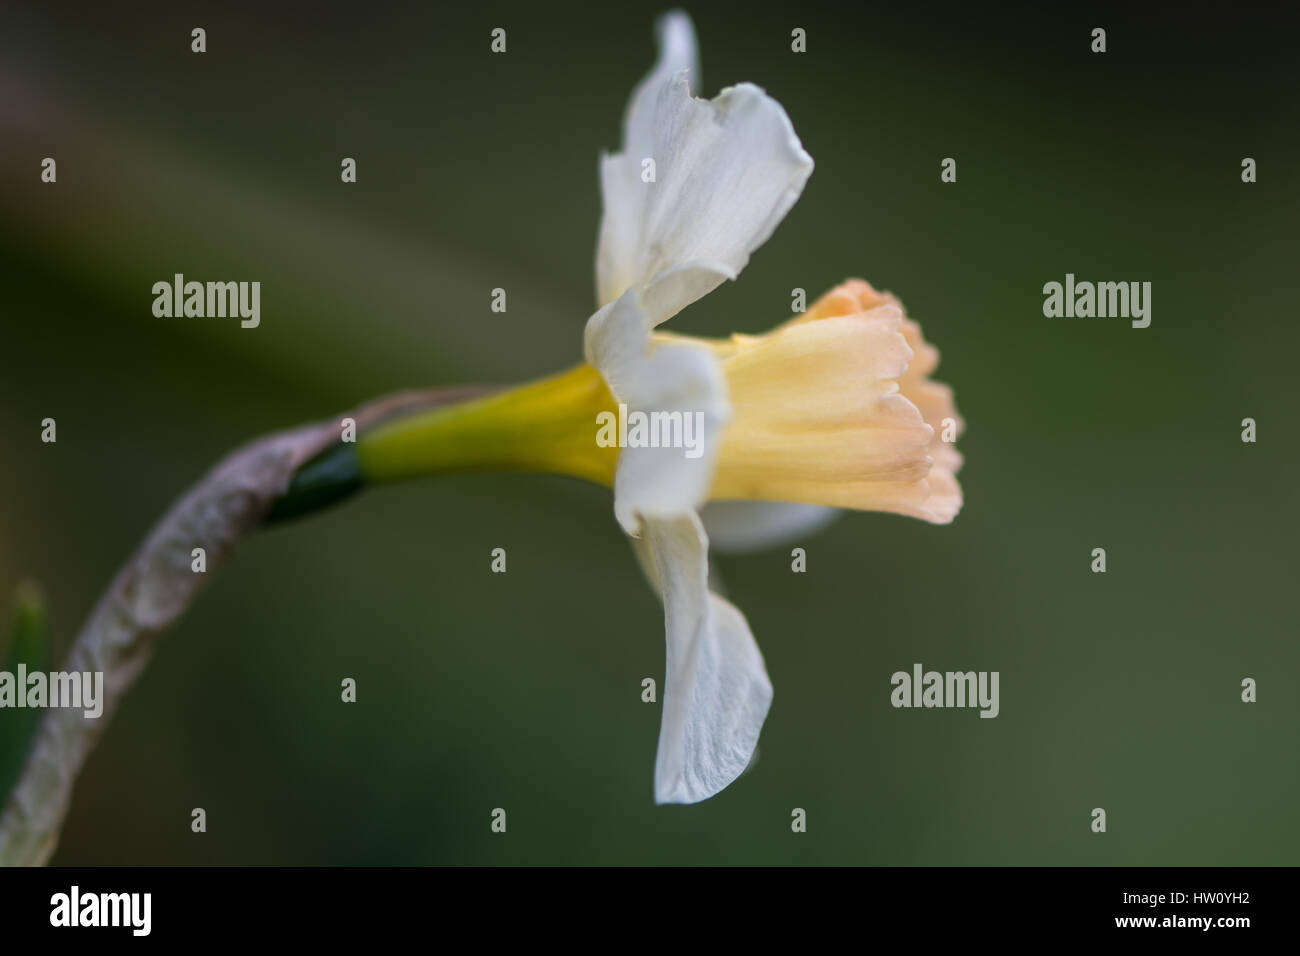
xmin=360 ymin=362 xmax=617 ymax=484
xmin=269 ymin=364 xmax=618 ymax=524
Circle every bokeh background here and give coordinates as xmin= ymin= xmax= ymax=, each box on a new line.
xmin=1 ymin=0 xmax=1296 ymax=865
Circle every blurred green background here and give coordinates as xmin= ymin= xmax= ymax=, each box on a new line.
xmin=1 ymin=0 xmax=1296 ymax=865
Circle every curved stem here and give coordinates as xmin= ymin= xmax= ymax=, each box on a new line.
xmin=0 ymin=385 xmax=491 ymax=865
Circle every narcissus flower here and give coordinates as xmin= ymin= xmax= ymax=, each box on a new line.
xmin=346 ymin=10 xmax=963 ymax=804
xmin=0 ymin=8 xmax=967 ymax=869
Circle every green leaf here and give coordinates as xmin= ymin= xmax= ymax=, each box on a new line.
xmin=0 ymin=582 xmax=51 ymax=809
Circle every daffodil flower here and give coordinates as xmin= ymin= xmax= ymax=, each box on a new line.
xmin=351 ymin=11 xmax=964 ymax=803
xmin=0 ymin=9 xmax=964 ymax=866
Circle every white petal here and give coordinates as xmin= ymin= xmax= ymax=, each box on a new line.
xmin=596 ymin=68 xmax=813 ymax=321
xmin=644 ymin=513 xmax=772 ymax=805
xmin=596 ymin=12 xmax=698 ymax=310
xmin=700 ymin=500 xmax=841 ymax=554
xmin=585 ymin=289 xmax=730 ymax=536
xmin=583 ymin=288 xmax=651 ymax=399
xmin=629 ymin=11 xmax=700 ymax=116
xmin=611 ymin=339 xmax=729 ymax=536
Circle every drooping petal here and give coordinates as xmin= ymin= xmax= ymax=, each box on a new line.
xmin=583 ymin=289 xmax=651 ymax=400
xmin=700 ymin=500 xmax=841 ymax=553
xmin=595 ymin=25 xmax=813 ymax=321
xmin=643 ymin=512 xmax=772 ymax=805
xmin=609 ymin=346 xmax=727 ymax=535
xmin=585 ymin=288 xmax=730 ymax=536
